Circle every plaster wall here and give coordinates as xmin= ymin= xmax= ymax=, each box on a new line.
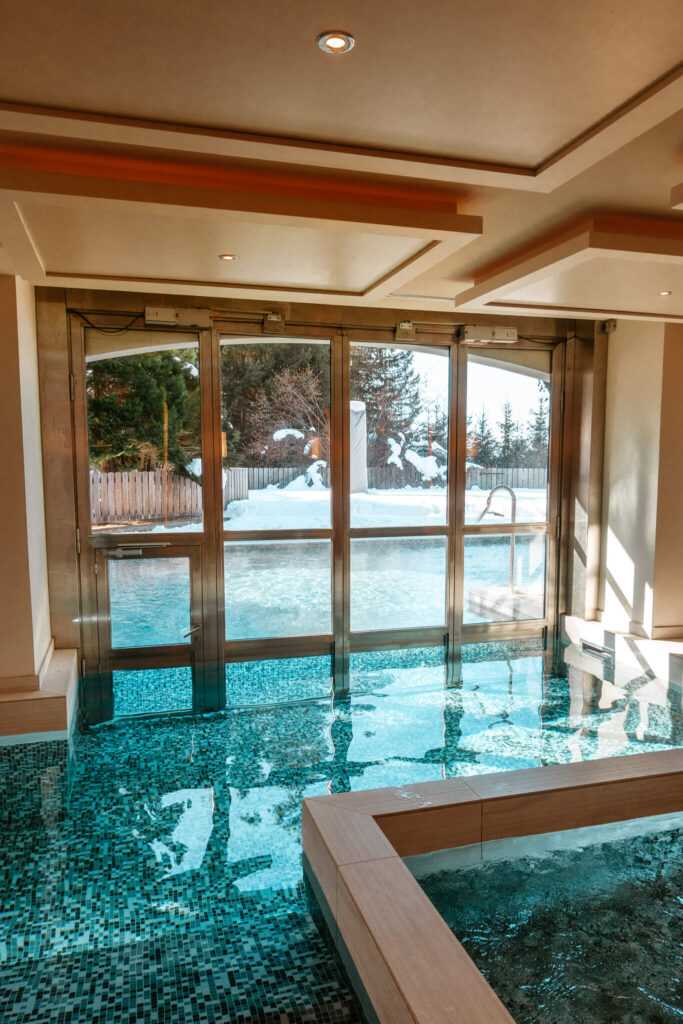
xmin=16 ymin=278 xmax=51 ymax=669
xmin=599 ymin=319 xmax=664 ymax=635
xmin=0 ymin=275 xmax=51 ymax=679
xmin=651 ymin=322 xmax=683 ymax=638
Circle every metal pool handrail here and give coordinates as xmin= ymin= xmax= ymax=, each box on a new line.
xmin=476 ymin=484 xmax=516 ymax=590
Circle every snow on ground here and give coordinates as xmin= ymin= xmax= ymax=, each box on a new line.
xmin=223 ymin=479 xmax=548 ymax=530
xmin=149 ymin=479 xmax=547 ymax=534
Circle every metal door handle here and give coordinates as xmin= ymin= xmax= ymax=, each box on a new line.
xmin=183 ymin=623 xmax=201 ymax=638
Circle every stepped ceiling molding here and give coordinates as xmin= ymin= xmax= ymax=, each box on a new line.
xmin=456 ymin=215 xmax=683 ymax=323
xmin=0 ymin=0 xmax=681 ymax=316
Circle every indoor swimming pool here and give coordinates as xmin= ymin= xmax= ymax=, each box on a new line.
xmin=2 ymin=644 xmax=682 ymax=1023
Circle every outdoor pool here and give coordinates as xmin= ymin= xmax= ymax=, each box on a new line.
xmin=111 ymin=532 xmax=547 ymax=649
xmin=3 ymin=643 xmax=681 ymax=1023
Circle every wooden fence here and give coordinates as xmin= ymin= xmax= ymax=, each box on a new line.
xmin=235 ymin=464 xmax=548 ymax=492
xmin=466 ymin=466 xmax=547 ymax=490
xmin=90 ymin=470 xmax=202 ymax=525
xmin=91 ymin=464 xmax=549 ymax=523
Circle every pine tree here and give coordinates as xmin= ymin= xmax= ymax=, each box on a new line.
xmin=496 ymin=401 xmax=515 ymax=467
xmin=470 ymin=410 xmax=497 ymax=466
xmin=496 ymin=401 xmax=528 ymax=467
xmin=526 ymin=392 xmax=549 ymax=468
xmin=87 ymin=349 xmax=200 ymax=473
xmin=349 ymin=346 xmax=422 ymax=466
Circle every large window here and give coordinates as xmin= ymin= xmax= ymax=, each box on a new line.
xmin=349 ymin=343 xmax=449 ymax=527
xmin=74 ymin=313 xmax=557 ymax=717
xmin=463 ymin=349 xmax=552 ymax=627
xmin=221 ymin=338 xmax=331 ymax=531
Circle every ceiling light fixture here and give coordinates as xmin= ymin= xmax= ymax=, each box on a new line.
xmin=218 ymin=253 xmax=237 ymax=261
xmin=317 ymin=31 xmax=355 ymax=54
xmin=659 ymin=289 xmax=672 ymax=296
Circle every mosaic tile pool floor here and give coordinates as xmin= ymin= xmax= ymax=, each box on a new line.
xmin=2 ymin=645 xmax=683 ymax=1023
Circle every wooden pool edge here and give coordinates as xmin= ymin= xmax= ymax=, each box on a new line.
xmin=302 ymin=749 xmax=683 ymax=1024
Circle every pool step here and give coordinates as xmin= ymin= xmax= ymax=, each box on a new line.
xmin=0 ymin=650 xmax=78 ymax=737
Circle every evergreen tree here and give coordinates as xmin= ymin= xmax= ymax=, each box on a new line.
xmin=87 ymin=349 xmax=200 ymax=473
xmin=427 ymin=404 xmax=449 ymax=460
xmin=496 ymin=401 xmax=515 ymax=467
xmin=496 ymin=401 xmax=528 ymax=467
xmin=469 ymin=410 xmax=497 ymax=466
xmin=526 ymin=392 xmax=549 ymax=468
xmin=349 ymin=346 xmax=422 ymax=466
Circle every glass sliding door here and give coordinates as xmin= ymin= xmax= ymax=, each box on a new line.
xmin=73 ymin=317 xmax=217 ymax=723
xmin=220 ymin=335 xmax=335 ymax=701
xmin=348 ymin=340 xmax=451 ymax=641
xmin=463 ymin=349 xmax=553 ymax=628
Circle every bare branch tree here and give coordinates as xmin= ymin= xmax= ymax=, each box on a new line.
xmin=244 ymin=368 xmax=330 ymax=465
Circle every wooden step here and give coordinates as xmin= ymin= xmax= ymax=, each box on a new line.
xmin=0 ymin=650 xmax=78 ymax=737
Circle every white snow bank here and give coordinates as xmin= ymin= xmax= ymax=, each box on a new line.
xmin=386 ymin=437 xmax=403 ymax=470
xmin=272 ymin=428 xmax=305 ymax=442
xmin=404 ymin=449 xmax=443 ymax=481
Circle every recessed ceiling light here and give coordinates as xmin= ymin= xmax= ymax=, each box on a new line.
xmin=218 ymin=253 xmax=237 ymax=261
xmin=317 ymin=31 xmax=355 ymax=54
xmin=659 ymin=290 xmax=672 ymax=296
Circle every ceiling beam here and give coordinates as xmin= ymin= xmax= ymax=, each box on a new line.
xmin=0 ymin=60 xmax=681 ymax=194
xmin=0 ymin=143 xmax=482 ymax=240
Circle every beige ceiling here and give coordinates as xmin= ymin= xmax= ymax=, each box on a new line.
xmin=17 ymin=198 xmax=430 ymax=293
xmin=1 ymin=0 xmax=681 ymax=167
xmin=0 ymin=0 xmax=682 ymax=320
xmin=504 ymin=257 xmax=682 ymax=316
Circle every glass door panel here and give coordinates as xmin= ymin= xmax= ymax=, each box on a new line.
xmin=85 ymin=329 xmax=203 ymax=533
xmin=465 ymin=350 xmax=551 ymax=525
xmin=350 ymin=537 xmax=448 ymax=632
xmin=220 ymin=337 xmax=332 ymax=531
xmin=109 ymin=557 xmax=192 ymax=648
xmin=349 ymin=342 xmax=449 ymax=527
xmin=463 ymin=534 xmax=547 ymax=624
xmin=224 ymin=539 xmax=332 ymax=640
xmin=348 ymin=338 xmax=451 ymax=643
xmin=98 ymin=545 xmax=203 ymax=718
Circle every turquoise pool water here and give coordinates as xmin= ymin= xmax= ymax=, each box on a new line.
xmin=416 ymin=813 xmax=683 ymax=1023
xmin=2 ymin=644 xmax=682 ymax=1023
